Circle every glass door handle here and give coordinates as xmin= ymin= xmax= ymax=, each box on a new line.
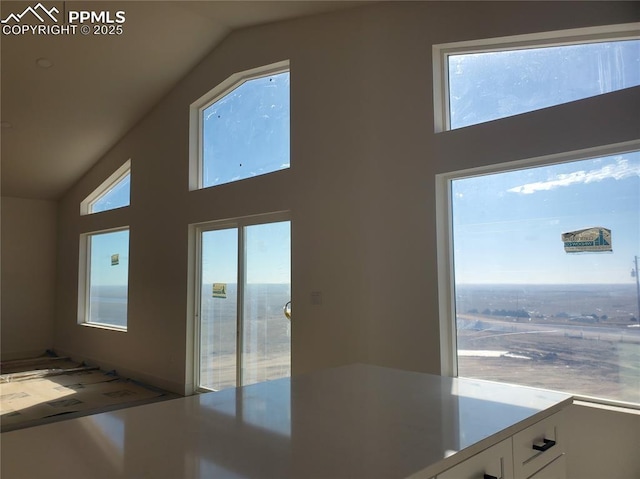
xmin=284 ymin=301 xmax=291 ymax=320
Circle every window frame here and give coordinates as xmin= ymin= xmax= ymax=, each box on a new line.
xmin=80 ymin=159 xmax=131 ymax=215
xmin=189 ymin=60 xmax=290 ymax=191
xmin=78 ymin=226 xmax=130 ymax=332
xmin=436 ymin=139 xmax=640 ymax=408
xmin=432 ymin=23 xmax=640 ymax=133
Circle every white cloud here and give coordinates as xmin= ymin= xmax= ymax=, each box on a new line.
xmin=508 ymin=157 xmax=640 ymax=195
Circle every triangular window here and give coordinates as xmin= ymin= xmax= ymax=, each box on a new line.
xmin=434 ymin=26 xmax=640 ymax=131
xmin=81 ymin=160 xmax=131 ymax=215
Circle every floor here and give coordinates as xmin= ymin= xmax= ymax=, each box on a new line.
xmin=0 ymin=352 xmax=178 ymax=432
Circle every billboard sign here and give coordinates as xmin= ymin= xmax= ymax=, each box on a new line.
xmin=561 ymin=227 xmax=612 ymax=253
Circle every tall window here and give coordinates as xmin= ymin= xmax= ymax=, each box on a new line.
xmin=433 ymin=24 xmax=640 ymax=131
xmin=79 ymin=228 xmax=130 ymax=330
xmin=444 ymin=149 xmax=640 ymax=405
xmin=435 ymin=24 xmax=640 ymax=406
xmin=191 ymin=62 xmax=290 ymax=189
xmin=79 ymin=160 xmax=131 ymax=330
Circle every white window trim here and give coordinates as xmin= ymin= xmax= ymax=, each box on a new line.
xmin=188 ymin=60 xmax=290 ymax=191
xmin=186 ymin=211 xmax=290 ymax=395
xmin=80 ymin=159 xmax=131 ymax=215
xmin=78 ymin=226 xmax=130 ymax=332
xmin=436 ymin=139 xmax=640 ymax=402
xmin=433 ymin=23 xmax=640 ymax=133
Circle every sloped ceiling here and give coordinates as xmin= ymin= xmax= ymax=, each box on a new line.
xmin=0 ymin=1 xmax=366 ymax=200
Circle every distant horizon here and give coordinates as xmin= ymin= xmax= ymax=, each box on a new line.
xmin=455 ymin=282 xmax=637 ymax=286
xmin=92 ymin=282 xmax=636 ymax=289
xmin=93 ymin=282 xmax=291 ymax=289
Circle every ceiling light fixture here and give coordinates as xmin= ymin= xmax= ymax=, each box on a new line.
xmin=36 ymin=57 xmax=54 ymax=69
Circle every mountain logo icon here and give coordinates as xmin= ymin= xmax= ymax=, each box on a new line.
xmin=1 ymin=3 xmax=59 ymax=24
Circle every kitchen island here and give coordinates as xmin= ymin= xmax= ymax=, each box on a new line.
xmin=1 ymin=364 xmax=572 ymax=478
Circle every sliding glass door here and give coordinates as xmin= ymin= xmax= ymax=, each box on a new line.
xmin=197 ymin=216 xmax=291 ymax=391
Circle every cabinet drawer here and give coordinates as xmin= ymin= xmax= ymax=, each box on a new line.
xmin=512 ymin=411 xmax=565 ymax=478
xmin=438 ymin=438 xmax=513 ymax=479
xmin=527 ymin=454 xmax=566 ymax=479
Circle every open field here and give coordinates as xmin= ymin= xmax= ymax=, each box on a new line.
xmin=91 ymin=283 xmax=639 ymax=403
xmin=456 ymin=284 xmax=640 ymax=404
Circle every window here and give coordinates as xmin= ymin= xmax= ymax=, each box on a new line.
xmin=190 ymin=61 xmax=290 ymax=189
xmin=79 ymin=161 xmax=131 ymax=330
xmin=438 ymin=145 xmax=640 ymax=406
xmin=80 ymin=160 xmax=131 ymax=214
xmin=79 ymin=228 xmax=130 ymax=330
xmin=433 ymin=24 xmax=640 ymax=131
xmin=194 ymin=214 xmax=291 ymax=392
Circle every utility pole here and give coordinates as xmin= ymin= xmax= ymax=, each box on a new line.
xmin=635 ymin=256 xmax=640 ymax=323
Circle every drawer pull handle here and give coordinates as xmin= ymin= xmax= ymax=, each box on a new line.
xmin=483 ymin=475 xmax=498 ymax=479
xmin=532 ymin=438 xmax=556 ymax=452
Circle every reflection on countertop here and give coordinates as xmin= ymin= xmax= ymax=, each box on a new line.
xmin=1 ymin=363 xmax=572 ymax=479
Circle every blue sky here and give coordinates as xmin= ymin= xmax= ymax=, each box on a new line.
xmin=90 ymin=39 xmax=639 ymax=287
xmin=201 ymin=222 xmax=291 ymax=286
xmin=449 ymin=39 xmax=640 ymax=129
xmin=202 ymin=72 xmax=290 ymax=187
xmin=90 ymin=229 xmax=129 ymax=287
xmin=452 ymin=152 xmax=640 ymax=284
xmin=449 ymin=38 xmax=639 ymax=284
xmin=91 ymin=173 xmax=130 ymax=213
xmin=198 ymin=72 xmax=291 ymax=286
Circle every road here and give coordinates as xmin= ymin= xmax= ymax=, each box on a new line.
xmin=457 ymin=313 xmax=640 ymax=345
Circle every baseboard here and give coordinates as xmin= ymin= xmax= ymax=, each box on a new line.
xmin=53 ymin=348 xmax=186 ymax=396
xmin=1 ymin=349 xmax=54 ymax=362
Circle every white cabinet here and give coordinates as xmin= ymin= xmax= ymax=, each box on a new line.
xmin=513 ymin=411 xmax=565 ymax=478
xmin=436 ymin=410 xmax=566 ymax=479
xmin=528 ymin=455 xmax=566 ymax=479
xmin=438 ymin=438 xmax=513 ymax=479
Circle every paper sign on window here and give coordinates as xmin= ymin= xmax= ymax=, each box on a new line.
xmin=212 ymin=283 xmax=227 ymax=298
xmin=111 ymin=254 xmax=120 ymax=266
xmin=561 ymin=227 xmax=612 ymax=253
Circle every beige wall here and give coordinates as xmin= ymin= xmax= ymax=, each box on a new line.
xmin=1 ymin=197 xmax=57 ymax=359
xmin=51 ymin=2 xmax=639 ymax=473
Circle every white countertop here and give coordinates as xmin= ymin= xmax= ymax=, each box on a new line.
xmin=1 ymin=364 xmax=572 ymax=478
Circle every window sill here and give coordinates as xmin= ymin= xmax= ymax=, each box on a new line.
xmin=80 ymin=322 xmax=127 ymax=333
xmin=573 ymin=398 xmax=640 ymax=415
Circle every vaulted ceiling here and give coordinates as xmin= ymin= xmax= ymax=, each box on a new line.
xmin=1 ymin=1 xmax=366 ymax=200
